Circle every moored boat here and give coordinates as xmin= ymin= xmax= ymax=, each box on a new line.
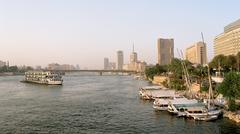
xmin=167 ymin=100 xmax=202 ymax=115
xmin=184 ymin=106 xmax=222 ymax=121
xmin=139 ymin=86 xmax=169 ymax=100
xmin=153 ymin=96 xmax=187 ymax=111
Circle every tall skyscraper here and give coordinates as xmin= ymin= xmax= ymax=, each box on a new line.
xmin=122 ymin=44 xmax=146 ymax=72
xmin=185 ymin=41 xmax=207 ymax=65
xmin=117 ymin=50 xmax=124 ymax=70
xmin=157 ymin=38 xmax=174 ymax=65
xmin=104 ymin=58 xmax=109 ymax=70
xmin=130 ymin=44 xmax=137 ymax=64
xmin=214 ymin=18 xmax=240 ymax=56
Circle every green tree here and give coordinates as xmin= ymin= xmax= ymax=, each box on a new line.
xmin=236 ymin=52 xmax=240 ymax=71
xmin=218 ymin=72 xmax=240 ymax=111
xmin=145 ymin=64 xmax=167 ymax=80
xmin=8 ymin=66 xmax=18 ymax=72
xmin=0 ymin=65 xmax=8 ymax=72
xmin=26 ymin=66 xmax=34 ymax=71
xmin=169 ymin=78 xmax=186 ymax=90
xmin=168 ymin=58 xmax=183 ymax=79
xmin=145 ymin=67 xmax=157 ymax=80
xmin=209 ymin=54 xmax=227 ymax=70
xmin=226 ymin=55 xmax=237 ymax=71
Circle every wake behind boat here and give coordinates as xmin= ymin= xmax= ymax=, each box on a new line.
xmin=21 ymin=71 xmax=63 ymax=85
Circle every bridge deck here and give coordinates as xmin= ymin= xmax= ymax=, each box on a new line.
xmin=47 ymin=70 xmax=137 ymax=73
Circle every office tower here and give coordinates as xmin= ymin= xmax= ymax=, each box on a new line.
xmin=117 ymin=50 xmax=124 ymax=70
xmin=214 ymin=19 xmax=240 ymax=56
xmin=185 ymin=41 xmax=207 ymax=65
xmin=104 ymin=58 xmax=109 ymax=70
xmin=157 ymin=38 xmax=174 ymax=65
xmin=130 ymin=45 xmax=137 ymax=64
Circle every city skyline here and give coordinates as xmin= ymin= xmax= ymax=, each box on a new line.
xmin=0 ymin=0 xmax=240 ymax=69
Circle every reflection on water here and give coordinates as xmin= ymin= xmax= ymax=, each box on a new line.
xmin=0 ymin=74 xmax=239 ymax=133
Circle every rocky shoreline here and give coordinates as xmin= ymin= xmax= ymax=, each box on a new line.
xmin=224 ymin=110 xmax=240 ymax=123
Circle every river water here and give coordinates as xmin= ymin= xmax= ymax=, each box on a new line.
xmin=0 ymin=74 xmax=239 ymax=134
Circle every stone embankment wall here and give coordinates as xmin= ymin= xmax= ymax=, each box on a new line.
xmin=152 ymin=76 xmax=168 ymax=85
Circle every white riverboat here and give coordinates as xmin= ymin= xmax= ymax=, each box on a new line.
xmin=184 ymin=106 xmax=222 ymax=121
xmin=153 ymin=96 xmax=187 ymax=111
xmin=22 ymin=71 xmax=63 ymax=85
xmin=167 ymin=102 xmax=205 ymax=116
xmin=139 ymin=86 xmax=175 ymax=100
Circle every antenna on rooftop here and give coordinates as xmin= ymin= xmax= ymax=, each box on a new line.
xmin=201 ymin=32 xmax=205 ymax=44
xmin=132 ymin=43 xmax=135 ymax=52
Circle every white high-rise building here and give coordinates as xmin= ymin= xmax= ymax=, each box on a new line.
xmin=117 ymin=50 xmax=124 ymax=70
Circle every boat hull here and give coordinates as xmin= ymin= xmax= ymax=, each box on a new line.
xmin=153 ymin=105 xmax=168 ymax=111
xmin=21 ymin=80 xmax=63 ymax=85
xmin=186 ymin=109 xmax=222 ymax=121
xmin=194 ymin=115 xmax=218 ymax=121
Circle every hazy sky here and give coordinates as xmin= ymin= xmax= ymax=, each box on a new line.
xmin=0 ymin=0 xmax=239 ymax=69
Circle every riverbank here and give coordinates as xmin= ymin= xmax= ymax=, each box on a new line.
xmin=224 ymin=110 xmax=240 ymax=123
xmin=148 ymin=75 xmax=240 ymax=124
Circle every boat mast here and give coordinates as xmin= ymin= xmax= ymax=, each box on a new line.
xmin=201 ymin=32 xmax=213 ymax=109
xmin=207 ymin=65 xmax=213 ymax=109
xmin=177 ymin=49 xmax=193 ymax=98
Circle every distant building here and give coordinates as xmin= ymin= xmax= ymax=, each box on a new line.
xmin=61 ymin=64 xmax=76 ymax=70
xmin=76 ymin=64 xmax=80 ymax=70
xmin=117 ymin=51 xmax=124 ymax=70
xmin=0 ymin=60 xmax=6 ymax=67
xmin=35 ymin=66 xmax=42 ymax=70
xmin=104 ymin=58 xmax=109 ymax=70
xmin=157 ymin=38 xmax=174 ymax=65
xmin=214 ymin=18 xmax=240 ymax=56
xmin=123 ymin=45 xmax=147 ymax=72
xmin=48 ymin=63 xmax=60 ymax=70
xmin=109 ymin=62 xmax=116 ymax=70
xmin=123 ymin=61 xmax=147 ymax=72
xmin=47 ymin=63 xmax=76 ymax=70
xmin=185 ymin=41 xmax=207 ymax=65
xmin=130 ymin=45 xmax=137 ymax=64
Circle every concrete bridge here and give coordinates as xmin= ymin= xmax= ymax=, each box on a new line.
xmin=49 ymin=70 xmax=138 ymax=75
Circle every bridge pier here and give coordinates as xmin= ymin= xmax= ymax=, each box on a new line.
xmin=99 ymin=72 xmax=103 ymax=76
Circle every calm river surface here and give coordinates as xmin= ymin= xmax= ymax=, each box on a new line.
xmin=0 ymin=74 xmax=240 ymax=134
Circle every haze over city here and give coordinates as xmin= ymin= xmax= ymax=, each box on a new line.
xmin=0 ymin=0 xmax=239 ymax=69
